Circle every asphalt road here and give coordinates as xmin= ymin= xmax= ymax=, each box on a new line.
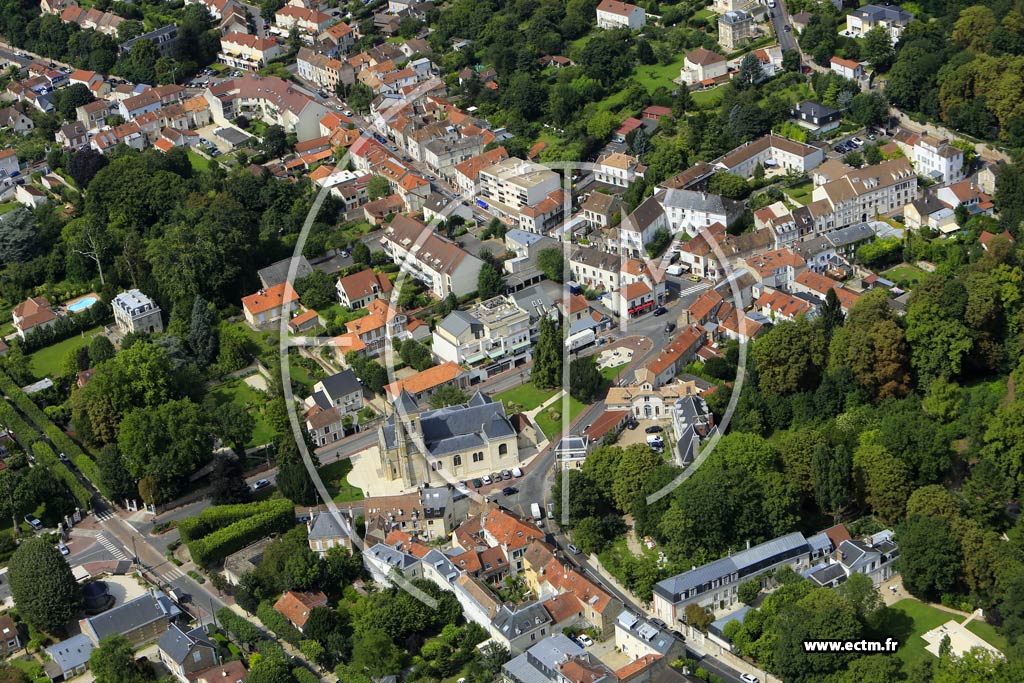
xmin=769 ymin=0 xmax=800 ymax=54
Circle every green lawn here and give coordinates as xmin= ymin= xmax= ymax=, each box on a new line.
xmin=495 ymin=382 xmax=558 ymax=412
xmin=533 ymin=395 xmax=586 ymax=440
xmin=188 ymin=150 xmax=210 ymax=171
xmin=883 ymin=263 xmax=926 ymax=287
xmin=634 ymin=57 xmax=687 ymax=93
xmin=0 ymin=201 xmax=19 ymax=215
xmin=601 ymin=364 xmax=626 ymax=384
xmin=318 ymin=458 xmax=364 ymax=502
xmin=693 ymin=9 xmax=717 ymax=21
xmin=206 ymin=377 xmax=276 ymax=447
xmin=883 ymin=599 xmax=1005 ymax=670
xmin=27 ymin=325 xmax=106 ymax=378
xmin=783 ymin=181 xmax=814 ymax=205
xmin=691 ymin=87 xmax=724 ymax=109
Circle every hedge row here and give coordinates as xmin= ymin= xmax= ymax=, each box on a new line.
xmin=292 ymin=668 xmax=319 ymax=683
xmin=186 ymin=498 xmax=295 ymax=566
xmin=31 ymin=442 xmax=92 ymax=509
xmin=179 ymin=499 xmax=296 ymax=542
xmin=0 ymin=370 xmax=108 ymax=498
xmin=216 ymin=608 xmax=286 ymax=661
xmin=0 ymin=400 xmax=39 ymax=449
xmin=256 ymin=601 xmax=303 ymax=647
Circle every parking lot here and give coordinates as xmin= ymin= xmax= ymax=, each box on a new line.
xmin=617 ymin=418 xmax=670 ymax=451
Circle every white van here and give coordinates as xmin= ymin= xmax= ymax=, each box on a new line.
xmin=667 ymin=265 xmax=685 ymax=276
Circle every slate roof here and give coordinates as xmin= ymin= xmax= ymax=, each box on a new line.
xmin=493 ymin=601 xmax=552 ymax=638
xmin=81 ymin=590 xmax=179 ymax=643
xmin=158 ymin=624 xmax=213 ymax=664
xmin=382 ymin=395 xmax=516 ymax=456
xmin=257 ymin=255 xmax=313 ymax=289
xmin=308 ymin=511 xmax=349 ymax=540
xmin=46 ymin=634 xmax=94 ymax=674
xmin=318 ymin=369 xmax=361 ymax=401
xmin=438 ymin=309 xmax=479 ymax=337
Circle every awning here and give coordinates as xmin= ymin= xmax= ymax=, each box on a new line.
xmin=629 ymin=301 xmax=655 ymax=314
xmin=487 ymin=348 xmax=505 ymax=359
xmin=510 ymin=340 xmax=531 ymax=351
xmin=465 ymin=352 xmax=487 ymax=364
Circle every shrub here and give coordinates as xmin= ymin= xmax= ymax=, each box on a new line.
xmin=185 ymin=499 xmax=295 ymax=566
xmin=31 ymin=442 xmax=92 ymax=508
xmin=256 ymin=601 xmax=303 ymax=646
xmin=178 ymin=499 xmax=294 ymax=541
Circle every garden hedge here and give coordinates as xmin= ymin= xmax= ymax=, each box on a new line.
xmin=31 ymin=441 xmax=92 ymax=509
xmin=185 ymin=498 xmax=295 ymax=566
xmin=179 ymin=499 xmax=296 ymax=542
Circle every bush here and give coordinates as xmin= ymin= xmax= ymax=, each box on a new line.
xmin=257 ymin=601 xmax=303 ymax=646
xmin=31 ymin=442 xmax=92 ymax=509
xmin=178 ymin=499 xmax=294 ymax=541
xmin=292 ymin=668 xmax=319 ymax=683
xmin=185 ymin=499 xmax=295 ymax=566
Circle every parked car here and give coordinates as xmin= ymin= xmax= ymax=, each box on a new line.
xmin=645 ymin=425 xmax=663 ymax=433
xmin=482 ymin=474 xmax=492 ymax=485
xmin=253 ymin=478 xmax=271 ymax=490
xmin=58 ymin=451 xmax=68 ymax=463
xmin=784 ymin=24 xmax=791 ymax=31
xmin=665 ymin=323 xmax=676 ymax=334
xmin=501 ymin=486 xmax=518 ymax=496
xmin=471 ymin=478 xmax=483 ymax=488
xmin=740 ymin=675 xmax=759 ymax=683
xmin=576 ymin=634 xmax=594 ymax=647
xmin=501 ymin=469 xmax=512 ymax=480
xmin=567 ymin=543 xmax=581 ymax=555
xmin=340 ymin=249 xmax=351 ymax=258
xmin=688 ymin=275 xmax=701 ymax=282
xmin=58 ymin=543 xmax=69 ymax=556
xmin=652 ymin=306 xmax=668 ymax=316
xmin=511 ymin=467 xmax=523 ymax=477
xmin=626 ymin=420 xmax=639 ymax=430
xmin=24 ymin=514 xmax=42 ymax=530
xmin=851 ymin=137 xmax=864 ymax=146
xmin=670 ymin=629 xmax=686 ymax=641
xmin=650 ymin=618 xmax=668 ymax=630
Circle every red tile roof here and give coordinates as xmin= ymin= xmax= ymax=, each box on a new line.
xmin=242 ymin=282 xmax=299 ymax=316
xmin=273 ymin=590 xmax=327 ymax=629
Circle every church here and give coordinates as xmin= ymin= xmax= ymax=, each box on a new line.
xmin=377 ymin=390 xmax=540 ymax=488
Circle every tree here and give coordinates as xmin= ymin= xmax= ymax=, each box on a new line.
xmin=119 ymin=399 xmax=213 ymax=496
xmin=897 ymin=515 xmax=962 ymax=600
xmin=736 ymin=53 xmax=764 ymax=88
xmin=0 ymin=208 xmax=38 ymax=264
xmin=707 ymin=172 xmax=750 ymax=199
xmin=684 ymin=604 xmax=713 ymax=631
xmin=367 ymin=175 xmax=391 ymax=201
xmin=672 ymin=87 xmax=693 ymax=117
xmin=751 ymin=317 xmax=825 ymax=396
xmin=428 ymin=385 xmax=469 ymax=409
xmin=953 ymin=6 xmax=997 ymax=52
xmin=536 ymin=248 xmax=565 ymax=283
xmin=90 ymin=636 xmax=148 ymax=683
xmin=53 ymin=83 xmax=94 ymax=120
xmin=813 ymin=442 xmax=851 ymax=522
xmin=276 ymin=457 xmax=316 ymax=506
xmin=67 ymin=148 xmax=108 ymax=189
xmin=208 ymin=454 xmax=252 ymax=505
xmin=782 ymin=49 xmax=801 ymax=72
xmin=351 ymin=241 xmax=371 ymax=266
xmin=261 ymin=125 xmax=289 ymax=158
xmin=8 ymin=537 xmax=81 ymax=632
xmin=848 ymin=92 xmax=888 ymax=128
xmin=295 ymin=270 xmax=335 ymax=312
xmin=188 ymin=296 xmax=218 ymax=366
xmin=853 ymin=443 xmax=912 ymax=523
xmin=612 ymin=444 xmax=663 ymax=514
xmin=738 ymin=579 xmax=761 ymax=605
xmin=843 ymin=151 xmax=864 ymax=168
xmin=819 ymin=287 xmax=845 ymax=338
xmin=861 ymin=26 xmax=894 ymax=71
xmin=836 ymin=572 xmax=883 ymax=626
xmin=248 ymin=657 xmax=295 ymax=683
xmin=477 ymin=262 xmax=504 ymax=299
xmin=98 ymin=444 xmax=136 ymax=502
xmin=89 ymin=335 xmax=116 ymax=366
xmin=569 ymin=356 xmax=603 ymax=404
xmin=532 ymin=316 xmax=562 ymax=389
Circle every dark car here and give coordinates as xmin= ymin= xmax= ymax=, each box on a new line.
xmin=501 ymin=486 xmax=518 ymax=496
xmin=665 ymin=323 xmax=676 ymax=334
xmin=652 ymin=306 xmax=668 ymax=316
xmin=645 ymin=425 xmax=663 ymax=434
xmin=784 ymin=24 xmax=791 ymax=31
xmin=650 ymin=618 xmax=669 ymax=630
xmin=626 ymin=420 xmax=639 ymax=430
xmin=472 ymin=478 xmax=483 ymax=488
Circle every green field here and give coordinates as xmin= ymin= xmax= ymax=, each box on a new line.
xmin=533 ymin=395 xmax=586 ymax=440
xmin=883 ymin=263 xmax=926 ymax=287
xmin=966 ymin=619 xmax=1007 ymax=652
xmin=206 ymin=377 xmax=276 ymax=447
xmin=318 ymin=458 xmax=364 ymax=503
xmin=883 ymin=599 xmax=1004 ymax=670
xmin=634 ymin=58 xmax=688 ymax=93
xmin=692 ymin=87 xmax=725 ymax=109
xmin=27 ymin=325 xmax=106 ymax=378
xmin=495 ymin=382 xmax=558 ymax=412
xmin=188 ymin=150 xmax=210 ymax=171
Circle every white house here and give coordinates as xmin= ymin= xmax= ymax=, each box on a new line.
xmin=596 ymin=0 xmax=646 ymax=30
xmin=680 ymin=48 xmax=727 ymax=85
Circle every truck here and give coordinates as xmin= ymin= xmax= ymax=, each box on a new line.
xmin=531 ymin=503 xmax=543 ymax=521
xmin=565 ymin=328 xmax=596 ymax=352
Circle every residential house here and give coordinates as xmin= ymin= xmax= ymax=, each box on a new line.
xmin=258 ymin=255 xmax=313 ymax=289
xmin=453 ymin=146 xmax=509 ymax=196
xmin=80 ymin=589 xmax=181 ymax=646
xmin=364 ymin=542 xmax=422 ymax=585
xmin=911 ymin=134 xmax=965 ymax=184
xmin=580 ymin=191 xmax=621 ymax=232
xmin=273 ymin=591 xmax=327 ymax=632
xmin=60 ymin=6 xmax=123 ymax=36
xmin=718 ymin=10 xmax=755 ymax=50
xmin=308 ymin=369 xmax=363 ymax=423
xmin=657 ymin=188 xmax=743 ymax=236
xmin=241 ymin=282 xmax=299 ymax=327
xmin=791 ymin=100 xmax=842 ymax=133
xmin=807 ymin=530 xmax=900 ymax=588
xmin=379 ymin=214 xmax=484 ymax=298
xmin=615 ymin=612 xmax=686 ymax=663
xmin=362 ymin=487 xmax=459 ymax=543
xmin=753 ymin=288 xmax=816 ymax=322
xmin=502 ymin=635 xmax=610 ymax=682
xmin=680 ymin=48 xmax=727 ymax=86
xmin=382 ymin=362 xmax=470 ymax=403
xmin=0 ymin=149 xmax=18 ymax=178
xmin=846 ymin=4 xmax=914 ymax=43
xmin=0 ymin=104 xmax=33 ymax=135
xmin=672 ymin=394 xmax=716 ymax=464
xmin=191 ymin=662 xmax=247 ymax=683
xmin=791 ymin=270 xmax=860 ymax=312
xmin=274 ymin=6 xmax=334 ymax=35
xmin=714 ymin=133 xmax=824 ymax=178
xmin=594 ymin=152 xmax=644 ymax=188
xmin=336 ymin=268 xmax=393 ymax=309
xmin=318 ymin=22 xmax=355 ymax=56
xmin=118 ymin=85 xmax=186 ymax=120
xmin=596 ymin=0 xmax=646 ymax=30
xmin=121 ymin=25 xmax=179 ymax=56
xmin=745 ymin=248 xmax=805 ymax=289
xmin=44 ymin=635 xmax=94 ymax=681
xmin=631 ymin=326 xmax=705 ymax=388
xmin=12 ymin=296 xmax=56 ymax=340
xmin=0 ymin=614 xmax=20 ymax=656
xmin=297 ymin=47 xmax=354 ymax=91
xmin=219 ymin=33 xmax=284 ymax=70
xmin=331 ymin=297 xmax=428 ymax=360
xmin=937 ymin=179 xmax=994 ymax=216
xmin=376 ymin=390 xmax=536 ymax=488
xmin=306 ymin=511 xmax=353 ymax=555
xmin=157 ymin=624 xmax=217 ymax=683
xmin=433 ymin=295 xmax=532 ymax=379
xmin=15 ymin=185 xmax=47 ymax=208
xmin=77 ymin=100 xmax=110 ymax=130
xmin=830 ymin=56 xmax=865 ymax=81
xmin=979 ymin=230 xmax=1014 ymax=251
xmin=112 ymin=289 xmax=163 ymax=335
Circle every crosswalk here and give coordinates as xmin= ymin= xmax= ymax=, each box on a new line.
xmin=94 ymin=508 xmax=116 ymax=522
xmin=96 ymin=533 xmax=128 ymax=561
xmin=162 ymin=565 xmax=185 ymax=581
xmin=676 ymin=280 xmax=711 ymax=299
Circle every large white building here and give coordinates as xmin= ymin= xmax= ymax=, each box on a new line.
xmin=593 ymin=152 xmax=644 ymax=188
xmin=595 ymin=0 xmax=646 ymax=30
xmin=909 ymin=134 xmax=965 ymax=185
xmin=477 ymin=157 xmax=565 ymax=234
xmin=846 ymin=4 xmax=914 ymax=43
xmin=657 ymin=188 xmax=743 ymax=236
xmin=432 ymin=295 xmax=532 ymax=379
xmin=112 ymin=289 xmax=163 ymax=335
xmin=714 ymin=133 xmax=824 ymax=178
xmin=203 ymin=74 xmax=329 ymax=141
xmin=812 ymin=157 xmax=917 ymax=228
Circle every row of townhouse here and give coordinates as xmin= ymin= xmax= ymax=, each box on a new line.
xmin=567 ymin=246 xmax=667 ymax=318
xmin=203 ymin=74 xmax=330 ymax=141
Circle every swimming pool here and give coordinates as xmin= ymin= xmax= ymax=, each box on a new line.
xmin=67 ymin=296 xmax=98 ymax=313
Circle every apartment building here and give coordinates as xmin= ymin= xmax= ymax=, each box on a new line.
xmin=811 ymin=157 xmax=917 ymax=227
xmin=714 ymin=133 xmax=824 ymax=178
xmin=477 ymin=157 xmax=562 ymax=231
xmin=219 ymin=33 xmax=284 ymax=70
xmin=911 ymin=134 xmax=965 ymax=184
xmin=336 ymin=268 xmax=393 ymax=309
xmin=380 ymin=214 xmax=484 ymax=298
xmin=658 ymin=188 xmax=743 ymax=236
xmin=274 ymin=5 xmax=334 ymax=34
xmin=718 ymin=9 xmax=754 ymax=50
xmin=204 ymin=75 xmax=329 ymax=141
xmin=296 ymin=47 xmax=354 ymax=91
xmin=332 ymin=297 xmax=428 ymax=360
xmin=594 ymin=152 xmax=644 ymax=188
xmin=452 ymin=146 xmax=509 ymax=196
xmin=433 ymin=295 xmax=532 ymax=378
xmin=595 ymin=0 xmax=646 ymax=29
xmin=846 ymin=4 xmax=914 ymax=43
